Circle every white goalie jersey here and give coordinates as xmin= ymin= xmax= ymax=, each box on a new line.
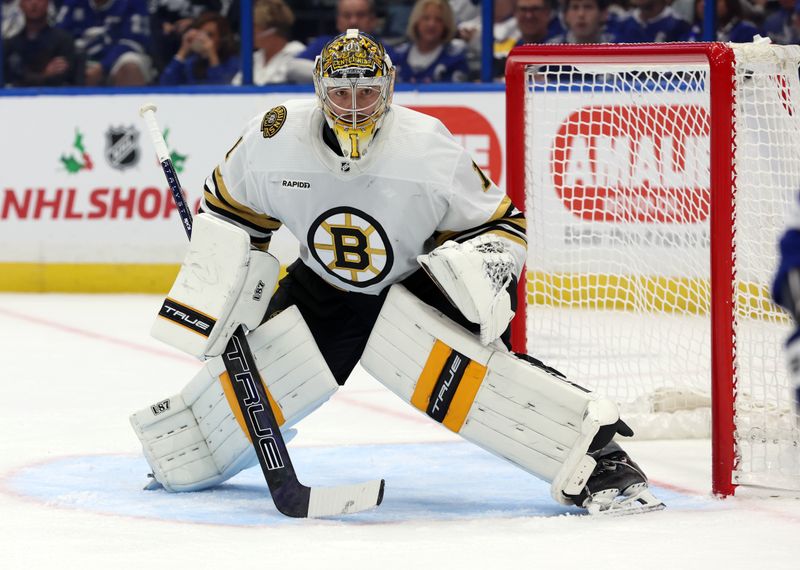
xmin=201 ymin=98 xmax=527 ymax=295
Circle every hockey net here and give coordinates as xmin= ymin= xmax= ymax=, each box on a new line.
xmin=505 ymin=41 xmax=800 ymax=496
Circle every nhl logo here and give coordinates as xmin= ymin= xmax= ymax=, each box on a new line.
xmin=105 ymin=126 xmax=140 ymax=170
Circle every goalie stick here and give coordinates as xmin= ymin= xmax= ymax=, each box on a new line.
xmin=139 ymin=103 xmax=385 ymax=518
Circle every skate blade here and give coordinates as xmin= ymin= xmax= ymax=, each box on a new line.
xmin=585 ymin=484 xmax=665 ymax=516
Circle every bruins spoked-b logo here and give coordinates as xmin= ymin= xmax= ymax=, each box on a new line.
xmin=105 ymin=126 xmax=140 ymax=170
xmin=261 ymin=106 xmax=287 ymax=138
xmin=308 ymin=207 xmax=393 ymax=288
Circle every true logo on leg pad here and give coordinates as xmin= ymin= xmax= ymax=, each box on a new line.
xmin=411 ymin=340 xmax=487 ymax=432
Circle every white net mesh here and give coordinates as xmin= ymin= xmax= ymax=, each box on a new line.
xmin=519 ymin=43 xmax=800 ymax=492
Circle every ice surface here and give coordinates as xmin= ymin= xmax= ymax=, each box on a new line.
xmin=0 ymin=294 xmax=798 ymax=569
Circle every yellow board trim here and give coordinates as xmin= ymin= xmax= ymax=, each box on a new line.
xmin=410 ymin=340 xmax=452 ymax=412
xmin=219 ymin=370 xmax=286 ymax=443
xmin=442 ymin=360 xmax=487 ymax=433
xmin=0 ymin=262 xmax=181 ymax=293
xmin=526 ymin=270 xmax=784 ymax=320
xmin=0 ymin=262 xmax=288 ymax=293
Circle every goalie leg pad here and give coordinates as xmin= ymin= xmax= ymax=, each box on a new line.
xmin=360 ymin=285 xmax=622 ymax=505
xmin=131 ymin=305 xmax=338 ymax=492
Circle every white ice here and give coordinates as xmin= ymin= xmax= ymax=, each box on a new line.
xmin=0 ymin=294 xmax=798 ymax=569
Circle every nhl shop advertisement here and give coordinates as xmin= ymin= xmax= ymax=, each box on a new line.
xmin=0 ymin=92 xmax=505 ymax=292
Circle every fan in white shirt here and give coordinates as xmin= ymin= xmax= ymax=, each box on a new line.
xmin=232 ymin=0 xmax=305 ymax=85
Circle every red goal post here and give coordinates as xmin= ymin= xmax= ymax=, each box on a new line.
xmin=505 ymin=42 xmax=800 ymax=497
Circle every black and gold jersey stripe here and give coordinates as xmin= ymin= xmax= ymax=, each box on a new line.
xmin=434 ymin=195 xmax=527 ymax=248
xmin=201 ymin=165 xmax=282 ymax=250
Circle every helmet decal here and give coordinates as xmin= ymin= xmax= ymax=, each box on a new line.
xmin=318 ymin=30 xmax=386 ymax=78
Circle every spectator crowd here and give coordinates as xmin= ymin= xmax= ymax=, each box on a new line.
xmin=2 ymin=0 xmax=799 ymax=87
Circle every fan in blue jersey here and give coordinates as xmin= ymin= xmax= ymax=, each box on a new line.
xmin=773 ymin=192 xmax=800 ymax=414
xmin=55 ymin=0 xmax=152 ymax=86
xmin=610 ymin=0 xmax=692 ymax=43
xmin=159 ymin=12 xmax=239 ymax=85
xmin=548 ymin=0 xmax=614 ymax=44
xmin=289 ymin=0 xmax=396 ymax=83
xmin=514 ymin=0 xmax=561 ymax=44
xmin=393 ymin=0 xmax=469 ymax=83
xmin=689 ymin=0 xmax=759 ymax=42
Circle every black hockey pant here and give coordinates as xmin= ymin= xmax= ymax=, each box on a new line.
xmin=264 ymin=260 xmax=508 ymax=385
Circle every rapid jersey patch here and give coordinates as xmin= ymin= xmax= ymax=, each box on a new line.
xmin=307 ymin=207 xmax=393 ymax=288
xmin=261 ymin=106 xmax=287 ymax=138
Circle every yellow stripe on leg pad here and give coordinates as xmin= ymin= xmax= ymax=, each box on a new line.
xmin=410 ymin=340 xmax=452 ymax=412
xmin=219 ymin=371 xmax=286 ymax=443
xmin=410 ymin=339 xmax=488 ymax=434
xmin=442 ymin=360 xmax=487 ymax=432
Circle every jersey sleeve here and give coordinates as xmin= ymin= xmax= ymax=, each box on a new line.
xmin=199 ymin=116 xmax=283 ymax=252
xmin=773 ymin=191 xmax=800 ymax=308
xmin=434 ymin=148 xmax=528 ymax=273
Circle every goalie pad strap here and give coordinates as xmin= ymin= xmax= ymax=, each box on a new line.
xmin=361 ymin=285 xmax=621 ymax=504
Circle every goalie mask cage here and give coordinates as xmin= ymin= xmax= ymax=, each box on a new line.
xmin=506 ymin=42 xmax=800 ymax=497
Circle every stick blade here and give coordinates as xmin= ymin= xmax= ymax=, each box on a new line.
xmin=306 ymin=479 xmax=385 ymax=518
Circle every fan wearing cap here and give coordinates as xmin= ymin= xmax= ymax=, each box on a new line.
xmin=151 ymin=29 xmax=662 ymax=515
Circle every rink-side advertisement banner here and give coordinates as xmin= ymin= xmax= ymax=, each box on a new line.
xmin=528 ymin=90 xmax=713 ymax=279
xmin=0 ymin=92 xmax=505 ymax=291
xmin=0 ymin=89 xmax=738 ymax=292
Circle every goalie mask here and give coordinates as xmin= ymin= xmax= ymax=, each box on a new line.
xmin=313 ymin=29 xmax=395 ymax=160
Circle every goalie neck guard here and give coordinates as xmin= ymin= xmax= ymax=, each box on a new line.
xmin=313 ymin=28 xmax=395 ymax=160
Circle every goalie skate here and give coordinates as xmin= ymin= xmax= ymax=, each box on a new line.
xmin=565 ymin=448 xmax=665 ymax=516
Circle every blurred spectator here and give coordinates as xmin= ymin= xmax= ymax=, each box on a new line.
xmin=458 ymin=0 xmax=519 ymax=78
xmin=159 ymin=11 xmax=239 ymax=85
xmin=4 ymin=0 xmax=79 ymax=86
xmin=393 ymin=0 xmax=469 ymax=82
xmin=148 ymin=0 xmax=222 ymax=74
xmin=297 ymin=0 xmax=379 ymax=58
xmin=516 ymin=0 xmax=559 ymax=43
xmin=762 ymin=0 xmax=800 ymax=43
xmin=56 ymin=0 xmax=153 ymax=86
xmin=611 ymin=0 xmax=692 ymax=42
xmin=670 ymin=0 xmax=697 ymax=22
xmin=232 ymin=0 xmax=305 ymax=85
xmin=548 ymin=0 xmax=568 ymax=38
xmin=222 ymin=0 xmax=241 ymax=35
xmin=291 ymin=0 xmax=338 ymax=42
xmin=449 ymin=0 xmax=480 ymax=24
xmin=458 ymin=0 xmax=519 ymax=53
xmin=3 ymin=0 xmax=25 ymax=39
xmin=689 ymin=0 xmax=759 ymax=41
xmin=290 ymin=0 xmax=395 ymax=82
xmin=549 ymin=0 xmax=613 ymax=42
